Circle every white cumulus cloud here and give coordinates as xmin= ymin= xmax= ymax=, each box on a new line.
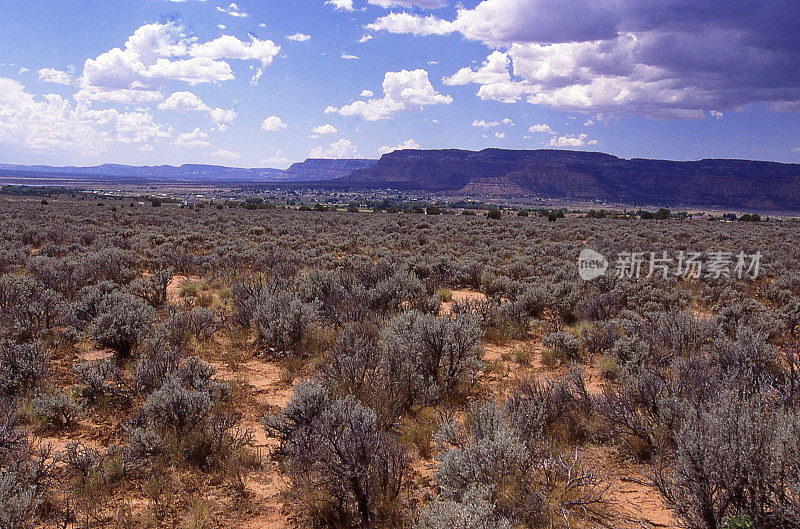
xmin=310 ymin=138 xmax=359 ymax=158
xmin=378 ymin=138 xmax=421 ymax=154
xmin=367 ymin=13 xmax=455 ymax=36
xmin=311 ymin=124 xmax=338 ymax=135
xmin=208 ymin=107 xmax=237 ymax=128
xmin=77 ymin=22 xmax=279 ymax=104
xmin=37 ymin=68 xmax=73 ymax=85
xmin=330 ymin=69 xmax=452 ymax=121
xmin=473 ymin=118 xmax=514 ymax=128
xmin=0 ymin=77 xmax=170 ymax=154
xmin=264 ymin=150 xmax=290 ymax=164
xmin=158 ymin=91 xmax=209 ymax=111
xmin=174 ymin=128 xmax=210 ymax=148
xmin=368 ymin=0 xmax=800 ymax=118
xmin=548 ymin=133 xmax=597 ymax=147
xmin=286 ymin=33 xmax=311 ymax=42
xmin=158 ymin=91 xmax=236 ymax=127
xmin=529 ymin=123 xmax=556 ymax=134
xmin=212 ymin=148 xmax=241 ymax=159
xmin=325 ymin=0 xmax=354 ymax=11
xmin=191 ymin=34 xmax=280 ymax=66
xmin=261 ymin=115 xmax=287 ymax=131
xmin=216 ymin=2 xmax=248 ymax=17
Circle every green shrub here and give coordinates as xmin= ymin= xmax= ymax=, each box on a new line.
xmin=436 ymin=288 xmax=453 ymax=303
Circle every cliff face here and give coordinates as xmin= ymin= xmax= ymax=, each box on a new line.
xmin=342 ymin=149 xmax=800 ymax=209
xmin=281 ymin=159 xmax=377 ymax=181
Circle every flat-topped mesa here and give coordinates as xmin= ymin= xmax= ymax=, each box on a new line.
xmin=340 ymin=148 xmax=800 ymax=210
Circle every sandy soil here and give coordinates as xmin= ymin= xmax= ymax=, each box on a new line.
xmin=439 ymin=289 xmax=488 ymax=315
xmin=166 ymin=274 xmax=202 ymax=303
xmin=211 ymin=356 xmax=297 ymax=528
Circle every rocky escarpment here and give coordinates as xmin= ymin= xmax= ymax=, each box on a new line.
xmin=339 ymin=149 xmax=800 ymax=210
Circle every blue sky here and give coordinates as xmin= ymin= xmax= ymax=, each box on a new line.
xmin=0 ymin=0 xmax=799 ymax=168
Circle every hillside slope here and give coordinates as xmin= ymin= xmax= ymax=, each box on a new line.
xmin=280 ymin=158 xmax=377 ymax=181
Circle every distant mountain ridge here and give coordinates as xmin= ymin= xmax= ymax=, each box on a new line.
xmin=280 ymin=159 xmax=377 ymax=181
xmin=4 ymin=150 xmax=800 ymax=210
xmin=0 ymin=163 xmax=284 ymax=182
xmin=0 ymin=159 xmax=379 ymax=183
xmin=339 ymin=149 xmax=800 ymax=210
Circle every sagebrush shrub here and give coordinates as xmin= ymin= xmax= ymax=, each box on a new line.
xmin=320 ymin=322 xmax=381 ymax=403
xmin=653 ymin=391 xmax=800 ymax=529
xmin=141 ymin=377 xmax=213 ymax=435
xmin=416 ymin=484 xmax=510 ymax=529
xmin=135 ymin=343 xmax=182 ymax=394
xmin=163 ymin=307 xmax=218 ymax=345
xmin=253 ymin=290 xmax=320 ymax=355
xmin=263 ymin=379 xmax=331 ymax=456
xmin=543 ymin=330 xmax=582 ymax=362
xmin=429 ymin=399 xmax=607 ymax=528
xmin=0 ymin=275 xmax=68 ymax=341
xmin=128 ymin=268 xmax=172 ymax=306
xmin=32 ymin=390 xmax=81 ymax=431
xmin=655 ymin=310 xmax=718 ymax=357
xmin=89 ymin=292 xmax=154 ymax=358
xmin=381 ymin=310 xmax=483 ymax=404
xmin=74 ymin=358 xmax=131 ymax=406
xmin=133 ymin=358 xmax=240 ymax=469
xmin=267 ymin=395 xmax=408 ymax=528
xmin=72 ymin=280 xmax=117 ymax=329
xmin=367 ymin=268 xmax=426 ymax=315
xmin=297 ymin=268 xmax=370 ymax=324
xmin=0 ymin=341 xmax=50 ymax=397
xmin=0 ymin=470 xmax=41 ymax=529
xmin=0 ymin=400 xmax=53 ymax=529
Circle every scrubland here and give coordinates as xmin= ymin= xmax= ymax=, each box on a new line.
xmin=2 ymin=196 xmax=799 ymax=529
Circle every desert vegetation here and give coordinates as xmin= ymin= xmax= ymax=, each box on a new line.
xmin=1 ymin=194 xmax=799 ymax=528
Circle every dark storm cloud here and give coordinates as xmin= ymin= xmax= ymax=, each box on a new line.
xmin=374 ymin=0 xmax=800 ymax=116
